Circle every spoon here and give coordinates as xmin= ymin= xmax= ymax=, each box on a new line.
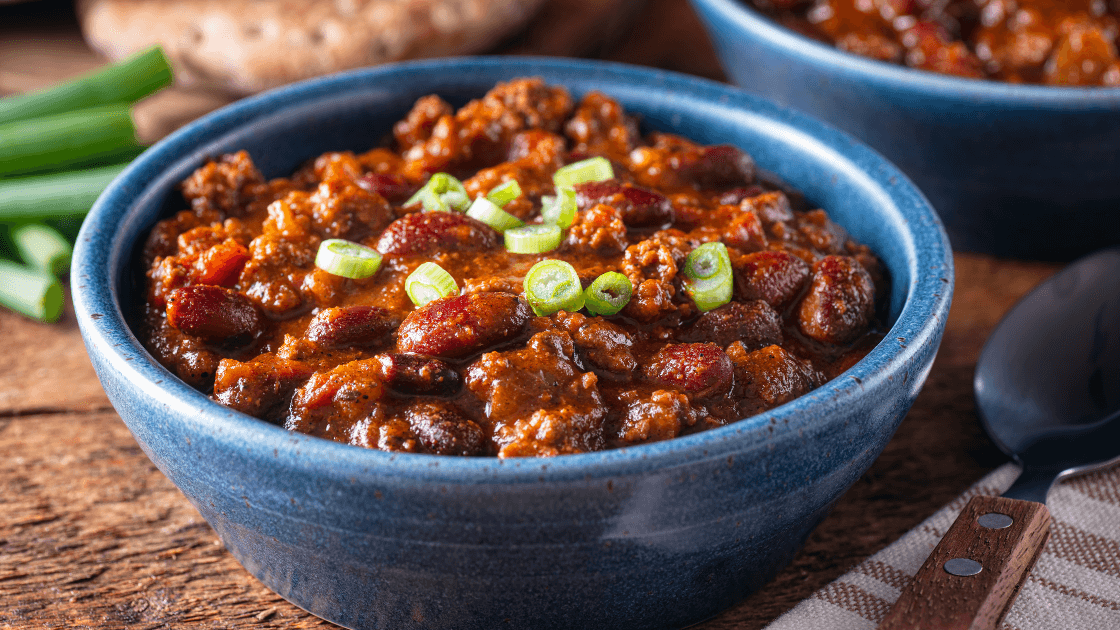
xmin=878 ymin=247 xmax=1120 ymax=630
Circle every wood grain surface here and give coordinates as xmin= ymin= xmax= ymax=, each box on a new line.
xmin=0 ymin=1 xmax=1065 ymax=628
xmin=878 ymin=495 xmax=1052 ymax=630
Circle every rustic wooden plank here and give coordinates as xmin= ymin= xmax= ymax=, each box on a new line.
xmin=0 ymin=296 xmax=111 ymax=416
xmin=878 ymin=496 xmax=1051 ymax=630
xmin=0 ymin=410 xmax=334 ymax=629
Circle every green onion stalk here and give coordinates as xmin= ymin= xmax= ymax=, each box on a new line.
xmin=0 ymin=104 xmax=140 ymax=178
xmin=13 ymin=223 xmax=72 ymax=275
xmin=0 ymin=259 xmax=64 ymax=323
xmin=0 ymin=46 xmax=173 ymax=125
xmin=0 ymin=163 xmax=128 ymax=223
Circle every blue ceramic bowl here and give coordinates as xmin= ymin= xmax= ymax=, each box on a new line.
xmin=689 ymin=0 xmax=1120 ymax=261
xmin=73 ymin=57 xmax=951 ymax=630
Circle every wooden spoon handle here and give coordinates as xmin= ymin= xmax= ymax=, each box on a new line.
xmin=877 ymin=495 xmax=1051 ymax=630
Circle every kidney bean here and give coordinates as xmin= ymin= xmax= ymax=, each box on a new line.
xmin=683 ymin=301 xmax=782 ymax=350
xmin=375 ymin=211 xmax=499 ymax=256
xmin=357 ymin=172 xmax=416 ymax=203
xmin=212 ymin=356 xmax=314 ymax=420
xmin=375 ymin=353 xmax=462 ymax=396
xmin=797 ymin=256 xmax=875 ymax=344
xmin=677 ymin=145 xmax=756 ymax=189
xmin=732 ymin=250 xmax=811 ymax=309
xmin=574 ymin=179 xmax=675 ymax=228
xmin=166 ymin=285 xmax=261 ymax=344
xmin=195 ymin=239 xmax=250 ymax=287
xmin=405 ymin=401 xmax=485 ymax=456
xmin=397 ymin=292 xmax=531 ymax=359
xmin=306 ymin=306 xmax=399 ymax=348
xmin=645 ymin=342 xmax=734 ymax=398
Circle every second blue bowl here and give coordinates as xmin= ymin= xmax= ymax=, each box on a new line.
xmin=690 ymin=0 xmax=1120 ymax=261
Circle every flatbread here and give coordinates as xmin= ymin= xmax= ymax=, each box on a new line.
xmin=77 ymin=0 xmax=547 ymax=95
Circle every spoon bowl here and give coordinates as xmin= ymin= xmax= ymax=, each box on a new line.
xmin=975 ymin=247 xmax=1120 ymax=501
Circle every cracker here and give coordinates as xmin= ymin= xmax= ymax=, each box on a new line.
xmin=78 ymin=0 xmax=547 ymax=94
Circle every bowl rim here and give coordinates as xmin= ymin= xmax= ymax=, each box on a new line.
xmin=692 ymin=0 xmax=1120 ymax=106
xmin=73 ymin=56 xmax=953 ymax=483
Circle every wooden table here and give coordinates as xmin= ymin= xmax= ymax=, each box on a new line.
xmin=0 ymin=1 xmax=1064 ymax=627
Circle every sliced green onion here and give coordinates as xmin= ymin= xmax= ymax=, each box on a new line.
xmin=315 ymin=239 xmax=383 ymax=279
xmin=504 ymin=224 xmax=562 ymax=254
xmin=524 ymin=259 xmax=585 ymax=316
xmin=466 ymin=197 xmax=524 ymax=233
xmin=553 ymin=156 xmax=613 ymax=188
xmin=0 ymin=163 xmax=127 ymax=222
xmin=404 ymin=172 xmax=470 ymax=213
xmin=0 ymin=46 xmax=173 ymax=126
xmin=683 ymin=242 xmax=733 ymax=312
xmin=540 ymin=186 xmax=577 ymax=228
xmin=0 ymin=104 xmax=140 ymax=178
xmin=486 ymin=179 xmax=522 ymax=207
xmin=406 ymin=262 xmax=459 ymax=306
xmin=0 ymin=260 xmax=63 ymax=323
xmin=584 ymin=271 xmax=632 ymax=316
xmin=13 ymin=223 xmax=72 ymax=275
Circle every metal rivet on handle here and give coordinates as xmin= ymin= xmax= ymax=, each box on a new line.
xmin=978 ymin=513 xmax=1013 ymax=529
xmin=944 ymin=558 xmax=983 ymax=577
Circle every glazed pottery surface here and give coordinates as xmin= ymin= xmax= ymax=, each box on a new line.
xmin=73 ymin=57 xmax=952 ymax=629
xmin=689 ymin=0 xmax=1120 ymax=261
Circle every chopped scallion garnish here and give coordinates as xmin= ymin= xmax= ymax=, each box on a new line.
xmin=406 ymin=262 xmax=459 ymax=306
xmin=486 ymin=179 xmax=522 ymax=207
xmin=524 ymin=259 xmax=585 ymax=316
xmin=584 ymin=271 xmax=632 ymax=316
xmin=553 ymin=156 xmax=613 ymax=188
xmin=405 ymin=172 xmax=470 ymax=213
xmin=504 ymin=224 xmax=562 ymax=254
xmin=0 ymin=259 xmax=63 ymax=323
xmin=541 ymin=186 xmax=577 ymax=228
xmin=13 ymin=223 xmax=72 ymax=275
xmin=315 ymin=239 xmax=383 ymax=279
xmin=683 ymin=242 xmax=733 ymax=312
xmin=466 ymin=197 xmax=524 ymax=233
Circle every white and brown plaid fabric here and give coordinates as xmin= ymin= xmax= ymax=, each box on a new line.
xmin=767 ymin=463 xmax=1120 ymax=630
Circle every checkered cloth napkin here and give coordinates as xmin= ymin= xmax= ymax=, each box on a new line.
xmin=766 ymin=463 xmax=1120 ymax=630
